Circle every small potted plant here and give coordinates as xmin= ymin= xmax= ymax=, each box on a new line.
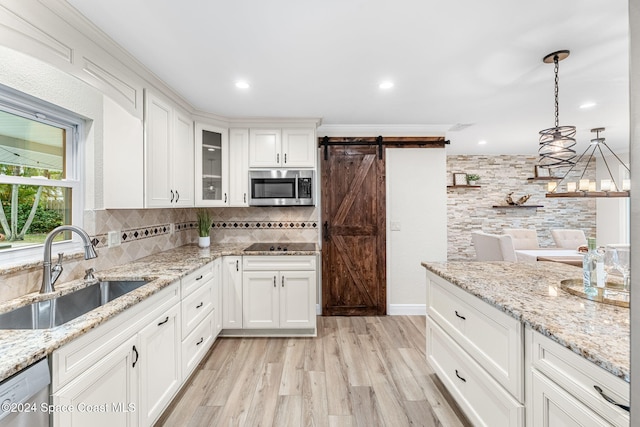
xmin=466 ymin=173 xmax=480 ymax=185
xmin=196 ymin=208 xmax=212 ymax=248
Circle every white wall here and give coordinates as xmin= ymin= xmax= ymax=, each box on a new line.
xmin=386 ymin=148 xmax=447 ymax=315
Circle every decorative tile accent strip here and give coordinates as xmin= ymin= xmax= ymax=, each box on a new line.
xmin=212 ymin=221 xmax=318 ymax=229
xmin=92 ymin=223 xmax=172 ymax=248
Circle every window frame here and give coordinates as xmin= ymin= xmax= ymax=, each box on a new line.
xmin=0 ymin=85 xmax=85 ymax=265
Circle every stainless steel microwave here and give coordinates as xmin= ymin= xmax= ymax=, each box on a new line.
xmin=248 ymin=170 xmax=315 ymax=206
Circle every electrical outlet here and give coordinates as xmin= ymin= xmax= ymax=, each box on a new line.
xmin=108 ymin=230 xmax=121 ymax=248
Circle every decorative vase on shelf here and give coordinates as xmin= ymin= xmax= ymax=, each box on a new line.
xmin=198 ymin=236 xmax=210 ymax=248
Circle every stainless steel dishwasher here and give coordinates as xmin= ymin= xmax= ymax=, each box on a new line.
xmin=0 ymin=358 xmax=50 ymax=427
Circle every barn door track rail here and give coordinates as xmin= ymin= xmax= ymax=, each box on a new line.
xmin=320 ymin=136 xmax=449 ymax=160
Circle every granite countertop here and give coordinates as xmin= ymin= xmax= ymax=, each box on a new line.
xmin=422 ymin=261 xmax=630 ymax=382
xmin=0 ymin=243 xmax=319 ymax=382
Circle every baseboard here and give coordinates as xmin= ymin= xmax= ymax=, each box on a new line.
xmin=387 ymin=304 xmax=426 ymax=315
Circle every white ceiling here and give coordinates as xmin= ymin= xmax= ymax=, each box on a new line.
xmin=66 ymin=0 xmax=630 ymax=156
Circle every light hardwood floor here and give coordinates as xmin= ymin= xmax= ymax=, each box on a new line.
xmin=156 ymin=316 xmax=469 ymax=427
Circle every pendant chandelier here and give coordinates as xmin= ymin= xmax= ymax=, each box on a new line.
xmin=538 ymin=50 xmax=577 ymax=169
xmin=546 ymin=127 xmax=630 ymax=198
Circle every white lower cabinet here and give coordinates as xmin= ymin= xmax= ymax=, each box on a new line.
xmin=527 ymin=327 xmax=630 ymax=427
xmin=180 ymin=259 xmax=218 ymax=379
xmin=53 ymin=335 xmax=139 ymax=427
xmin=222 ymin=256 xmax=243 ymax=329
xmin=52 ymin=259 xmax=223 ymax=427
xmin=52 ymin=282 xmax=180 ymax=427
xmin=426 ymin=272 xmax=631 ymax=427
xmin=242 ymin=256 xmax=316 ymax=332
xmin=137 ymin=303 xmax=181 ymax=426
xmin=427 ymin=320 xmax=524 ymax=426
xmin=426 ymin=271 xmax=524 ymax=426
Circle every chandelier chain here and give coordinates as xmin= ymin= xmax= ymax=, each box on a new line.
xmin=554 ymin=55 xmax=559 ymax=128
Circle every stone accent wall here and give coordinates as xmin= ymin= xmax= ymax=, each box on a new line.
xmin=447 ymin=155 xmax=596 ymax=260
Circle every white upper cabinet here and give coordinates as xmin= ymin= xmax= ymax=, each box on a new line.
xmin=103 ymin=96 xmax=144 ymax=209
xmin=144 ymin=91 xmax=194 ymax=208
xmin=249 ymin=128 xmax=316 ymax=168
xmin=249 ymin=129 xmax=281 ymax=168
xmin=228 ymin=128 xmax=249 ymax=207
xmin=172 ymin=110 xmax=195 ymax=207
xmin=195 ymin=122 xmax=229 ymax=206
xmin=281 ymin=128 xmax=316 ymax=168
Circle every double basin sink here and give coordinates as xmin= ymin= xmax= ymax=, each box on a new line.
xmin=0 ymin=279 xmax=149 ymax=330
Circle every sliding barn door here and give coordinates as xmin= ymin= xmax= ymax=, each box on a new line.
xmin=321 ymin=145 xmax=386 ymax=315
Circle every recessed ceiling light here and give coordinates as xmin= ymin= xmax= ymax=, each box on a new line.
xmin=478 ymin=140 xmax=487 ymax=145
xmin=579 ymin=102 xmax=596 ymax=109
xmin=379 ymin=81 xmax=394 ymax=89
xmin=235 ymin=81 xmax=250 ymax=89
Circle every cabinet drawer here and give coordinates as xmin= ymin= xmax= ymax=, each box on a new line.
xmin=528 ymin=328 xmax=630 ymax=426
xmin=427 ymin=319 xmax=524 ymax=427
xmin=182 ymin=313 xmax=214 ymax=378
xmin=181 ymin=280 xmax=213 ymax=337
xmin=243 ymin=255 xmax=316 ymax=271
xmin=182 ymin=262 xmax=214 ymax=297
xmin=427 ymin=274 xmax=523 ymax=401
xmin=52 ymin=281 xmax=180 ymax=391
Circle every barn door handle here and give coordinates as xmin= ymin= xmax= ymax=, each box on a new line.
xmin=323 ymin=221 xmax=330 ymax=241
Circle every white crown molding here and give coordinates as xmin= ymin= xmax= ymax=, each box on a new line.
xmin=317 ymin=124 xmax=450 ymax=137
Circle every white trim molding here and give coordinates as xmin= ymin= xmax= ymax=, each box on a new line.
xmin=387 ymin=304 xmax=426 ymax=316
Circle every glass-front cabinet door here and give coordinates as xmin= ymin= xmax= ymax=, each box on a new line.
xmin=195 ymin=122 xmax=228 ymax=206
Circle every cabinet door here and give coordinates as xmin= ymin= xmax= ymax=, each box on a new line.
xmin=249 ymin=129 xmax=281 ymax=167
xmin=282 ymin=128 xmax=316 ymax=168
xmin=145 ymin=92 xmax=173 ymax=207
xmin=53 ymin=335 xmax=138 ymax=427
xmin=172 ymin=109 xmax=194 ymax=207
xmin=212 ymin=258 xmax=223 ymax=336
xmin=280 ymin=270 xmax=315 ymax=329
xmin=222 ymin=256 xmax=243 ymax=329
xmin=195 ymin=122 xmax=229 ymax=206
xmin=531 ymin=370 xmax=610 ymax=426
xmin=229 ymin=128 xmax=249 ymax=206
xmin=243 ymin=271 xmax=279 ymax=328
xmin=137 ymin=303 xmax=181 ymax=426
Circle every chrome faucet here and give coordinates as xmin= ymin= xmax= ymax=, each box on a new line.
xmin=40 ymin=225 xmax=98 ymax=294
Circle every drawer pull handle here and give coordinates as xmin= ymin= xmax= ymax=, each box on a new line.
xmin=196 ymin=337 xmax=204 ymax=346
xmin=132 ymin=345 xmax=139 ymax=368
xmin=196 ymin=275 xmax=203 ymax=280
xmin=196 ymin=302 xmax=204 ymax=309
xmin=594 ymin=385 xmax=630 ymax=412
xmin=157 ymin=316 xmax=169 ymax=326
xmin=455 ymin=369 xmax=466 ymax=383
xmin=282 ymin=276 xmax=284 ymax=287
xmin=455 ymin=310 xmax=466 ymax=320
xmin=236 ymin=260 xmax=239 ymax=271
xmin=273 ymin=276 xmax=277 ymax=287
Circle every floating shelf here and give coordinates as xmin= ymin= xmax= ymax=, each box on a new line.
xmin=546 ymin=191 xmax=629 ymax=198
xmin=527 ymin=177 xmax=558 ymax=181
xmin=447 ymin=185 xmax=481 ymax=188
xmin=492 ymin=205 xmax=543 ymax=208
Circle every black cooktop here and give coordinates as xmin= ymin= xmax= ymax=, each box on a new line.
xmin=243 ymin=242 xmax=316 ymax=252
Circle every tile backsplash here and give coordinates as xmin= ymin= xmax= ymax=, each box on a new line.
xmin=0 ymin=206 xmax=319 ymax=302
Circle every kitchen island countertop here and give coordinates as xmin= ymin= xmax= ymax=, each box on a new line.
xmin=0 ymin=243 xmax=319 ymax=382
xmin=422 ymin=261 xmax=630 ymax=382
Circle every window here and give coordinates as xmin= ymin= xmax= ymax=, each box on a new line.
xmin=0 ymin=86 xmax=83 ymax=262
